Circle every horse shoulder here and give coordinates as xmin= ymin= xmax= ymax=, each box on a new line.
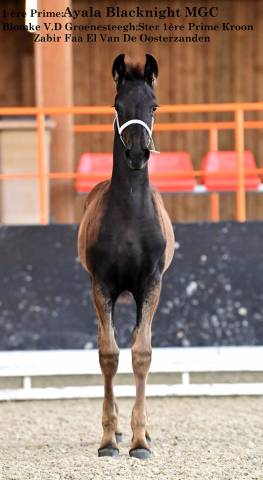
xmin=78 ymin=180 xmax=110 ymax=272
xmin=151 ymin=187 xmax=175 ymax=272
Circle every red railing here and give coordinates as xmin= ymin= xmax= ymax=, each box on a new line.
xmin=0 ymin=102 xmax=263 ymax=224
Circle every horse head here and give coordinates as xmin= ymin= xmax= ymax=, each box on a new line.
xmin=112 ymin=54 xmax=159 ymax=170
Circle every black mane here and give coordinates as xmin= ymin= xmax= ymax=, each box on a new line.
xmin=112 ymin=54 xmax=158 ymax=88
xmin=124 ymin=63 xmax=145 ymax=81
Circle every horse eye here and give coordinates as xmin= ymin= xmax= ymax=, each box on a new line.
xmin=152 ymin=106 xmax=158 ymax=112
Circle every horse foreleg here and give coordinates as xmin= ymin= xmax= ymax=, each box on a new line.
xmin=130 ymin=281 xmax=161 ymax=460
xmin=93 ymin=282 xmax=120 ymax=457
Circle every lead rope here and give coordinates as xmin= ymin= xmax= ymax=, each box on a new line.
xmin=113 ymin=114 xmax=160 ymax=154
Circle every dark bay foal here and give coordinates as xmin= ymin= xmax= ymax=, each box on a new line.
xmin=78 ymin=54 xmax=175 ymax=459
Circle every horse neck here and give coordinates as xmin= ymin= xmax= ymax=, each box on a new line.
xmin=109 ymin=135 xmax=152 ymax=210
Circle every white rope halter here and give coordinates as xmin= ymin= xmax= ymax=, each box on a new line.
xmin=113 ymin=113 xmax=160 ymax=154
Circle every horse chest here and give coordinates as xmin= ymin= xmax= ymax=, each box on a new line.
xmin=88 ymin=213 xmax=165 ymax=288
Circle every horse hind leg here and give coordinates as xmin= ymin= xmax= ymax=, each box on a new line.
xmin=93 ymin=282 xmax=120 ymax=457
xmin=130 ymin=280 xmax=161 ymax=460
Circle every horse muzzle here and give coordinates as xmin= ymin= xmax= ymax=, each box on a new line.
xmin=124 ymin=147 xmax=150 ymax=170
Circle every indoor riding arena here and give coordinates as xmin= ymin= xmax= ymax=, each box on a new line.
xmin=0 ymin=0 xmax=263 ymax=478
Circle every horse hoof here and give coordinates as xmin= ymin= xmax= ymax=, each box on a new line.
xmin=129 ymin=448 xmax=151 ymax=460
xmin=98 ymin=446 xmax=119 ymax=458
xmin=115 ymin=432 xmax=122 ymax=444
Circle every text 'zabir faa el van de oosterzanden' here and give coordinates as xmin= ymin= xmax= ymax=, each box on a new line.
xmin=30 ymin=19 xmax=254 ymax=43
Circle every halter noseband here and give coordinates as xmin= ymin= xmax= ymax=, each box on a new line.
xmin=113 ymin=114 xmax=160 ymax=154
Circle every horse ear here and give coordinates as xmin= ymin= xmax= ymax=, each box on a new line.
xmin=112 ymin=54 xmax=126 ymax=86
xmin=144 ymin=54 xmax=158 ymax=87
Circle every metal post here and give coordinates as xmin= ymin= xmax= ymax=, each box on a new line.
xmin=23 ymin=376 xmax=32 ymax=390
xmin=209 ymin=128 xmax=220 ymax=222
xmin=37 ymin=112 xmax=48 ymax=224
xmin=235 ymin=109 xmax=246 ymax=222
xmin=181 ymin=372 xmax=190 ymax=385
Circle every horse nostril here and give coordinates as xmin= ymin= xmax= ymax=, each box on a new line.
xmin=125 ymin=149 xmax=131 ymax=159
xmin=144 ymin=149 xmax=150 ymax=160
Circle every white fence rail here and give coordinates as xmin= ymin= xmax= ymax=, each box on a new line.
xmin=0 ymin=346 xmax=263 ymax=400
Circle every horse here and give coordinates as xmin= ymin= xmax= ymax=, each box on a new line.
xmin=78 ymin=53 xmax=175 ymax=460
